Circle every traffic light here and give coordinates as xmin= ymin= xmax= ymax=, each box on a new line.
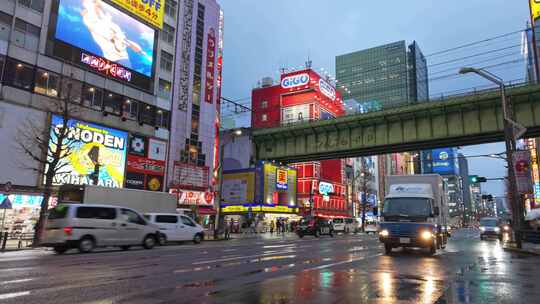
xmin=469 ymin=175 xmax=487 ymax=183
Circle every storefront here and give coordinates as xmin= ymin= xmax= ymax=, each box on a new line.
xmin=0 ymin=193 xmax=57 ymax=239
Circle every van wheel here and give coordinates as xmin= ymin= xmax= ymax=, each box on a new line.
xmin=78 ymin=237 xmax=95 ymax=253
xmin=120 ymin=246 xmax=130 ymax=251
xmin=193 ymin=233 xmax=203 ymax=244
xmin=53 ymin=246 xmax=67 ymax=254
xmin=158 ymin=234 xmax=167 ymax=246
xmin=384 ymin=244 xmax=392 ymax=254
xmin=143 ymin=235 xmax=156 ymax=249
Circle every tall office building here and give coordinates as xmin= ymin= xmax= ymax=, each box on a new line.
xmin=336 ymin=40 xmax=428 ymax=111
xmin=458 ymin=153 xmax=473 ymax=223
xmin=0 ymin=0 xmax=222 ymax=234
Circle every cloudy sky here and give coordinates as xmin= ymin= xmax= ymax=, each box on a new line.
xmin=218 ymin=0 xmax=530 ymax=196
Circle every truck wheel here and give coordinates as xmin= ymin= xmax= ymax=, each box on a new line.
xmin=384 ymin=244 xmax=392 ymax=254
xmin=78 ymin=236 xmax=95 ymax=254
xmin=143 ymin=235 xmax=156 ymax=249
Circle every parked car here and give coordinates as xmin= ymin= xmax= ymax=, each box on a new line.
xmin=297 ymin=216 xmax=334 ymax=238
xmin=144 ymin=213 xmax=204 ymax=245
xmin=42 ymin=204 xmax=159 ymax=254
xmin=331 ymin=218 xmax=346 ymax=233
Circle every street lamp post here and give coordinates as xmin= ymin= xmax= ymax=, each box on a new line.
xmin=459 ymin=67 xmax=523 ymax=248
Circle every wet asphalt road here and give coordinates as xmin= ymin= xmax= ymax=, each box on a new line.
xmin=1 ymin=229 xmax=539 ymax=304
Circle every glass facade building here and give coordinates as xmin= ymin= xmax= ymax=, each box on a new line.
xmin=336 ymin=40 xmax=428 ymax=110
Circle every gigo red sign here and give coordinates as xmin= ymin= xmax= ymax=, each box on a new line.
xmin=205 ymin=29 xmax=216 ymax=103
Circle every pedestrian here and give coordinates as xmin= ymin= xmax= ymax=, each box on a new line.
xmin=276 ymin=220 xmax=282 ymax=235
xmin=270 ymin=220 xmax=275 ymax=234
xmin=224 ymin=221 xmax=230 ymax=240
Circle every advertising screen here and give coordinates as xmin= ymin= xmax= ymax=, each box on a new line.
xmin=48 ymin=115 xmax=128 ymax=188
xmin=430 ymin=148 xmax=459 ymax=175
xmin=55 ymin=0 xmax=155 ymax=77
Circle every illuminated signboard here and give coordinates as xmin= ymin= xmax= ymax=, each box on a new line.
xmin=527 ymin=138 xmax=540 ymax=206
xmin=276 ymin=168 xmax=288 ymax=190
xmin=281 ymin=73 xmax=310 ymax=89
xmin=174 ymin=190 xmax=214 ymax=206
xmin=319 ymin=182 xmax=334 ymax=195
xmin=111 ymin=0 xmax=164 ymax=29
xmin=319 ymin=79 xmax=336 ymax=101
xmin=532 ymin=0 xmax=540 ymax=20
xmin=55 ymin=0 xmax=156 ymax=77
xmin=81 ymin=53 xmax=132 ymax=81
xmin=205 ymin=28 xmax=216 ymax=103
xmin=47 ymin=115 xmax=128 ymax=188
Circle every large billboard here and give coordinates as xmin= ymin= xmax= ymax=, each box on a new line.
xmin=262 ymin=163 xmax=297 ymax=206
xmin=222 ymin=171 xmax=255 ymax=205
xmin=55 ymin=0 xmax=155 ymax=78
xmin=111 ymin=0 xmax=164 ymax=29
xmin=429 ymin=148 xmax=459 ymax=176
xmin=48 ymin=115 xmax=128 ymax=188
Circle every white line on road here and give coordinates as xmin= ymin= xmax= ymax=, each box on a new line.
xmin=192 ymin=250 xmax=297 ymax=265
xmin=0 ymin=278 xmax=34 ymax=285
xmin=0 ymin=291 xmax=31 ymax=300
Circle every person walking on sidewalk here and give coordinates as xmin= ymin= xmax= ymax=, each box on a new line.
xmin=270 ymin=220 xmax=275 ymax=234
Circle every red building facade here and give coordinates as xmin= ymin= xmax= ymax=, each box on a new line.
xmin=251 ymin=69 xmax=349 ymax=217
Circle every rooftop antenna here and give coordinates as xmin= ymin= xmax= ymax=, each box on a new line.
xmin=280 ymin=67 xmax=287 ymax=74
xmin=305 ymin=56 xmax=312 ymax=69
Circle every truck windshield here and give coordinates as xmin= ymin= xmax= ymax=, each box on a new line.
xmin=383 ymin=198 xmax=432 ymax=217
xmin=480 ymin=218 xmax=498 ymax=227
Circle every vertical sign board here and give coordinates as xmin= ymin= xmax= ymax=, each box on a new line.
xmin=527 ymin=138 xmax=540 ymax=207
xmin=514 ymin=150 xmax=533 ymax=195
xmin=205 ymin=28 xmax=216 ymax=104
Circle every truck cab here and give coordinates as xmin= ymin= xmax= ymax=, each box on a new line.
xmin=378 ymin=177 xmax=449 ymax=255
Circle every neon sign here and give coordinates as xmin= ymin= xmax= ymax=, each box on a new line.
xmin=81 ymin=53 xmax=132 ymax=82
xmin=281 ymin=73 xmax=310 ymax=89
xmin=319 ymin=79 xmax=336 ymax=101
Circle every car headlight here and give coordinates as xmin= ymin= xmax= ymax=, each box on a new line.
xmin=494 ymin=227 xmax=500 ymax=232
xmin=421 ymin=230 xmax=433 ymax=240
xmin=479 ymin=227 xmax=485 ymax=231
xmin=379 ymin=229 xmax=389 ymax=237
xmin=503 ymin=226 xmax=510 ymax=231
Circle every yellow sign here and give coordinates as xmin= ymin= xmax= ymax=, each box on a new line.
xmin=222 ymin=171 xmax=255 ymax=204
xmin=111 ymin=0 xmax=164 ymax=29
xmin=261 ymin=206 xmax=298 ymax=213
xmin=531 ymin=0 xmax=540 ymax=20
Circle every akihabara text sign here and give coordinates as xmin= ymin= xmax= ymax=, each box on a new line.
xmin=48 ymin=115 xmax=128 ymax=188
xmin=205 ymin=28 xmax=216 ymax=103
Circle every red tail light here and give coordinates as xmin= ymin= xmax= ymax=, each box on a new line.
xmin=308 ymin=220 xmax=316 ymax=227
xmin=63 ymin=227 xmax=73 ymax=236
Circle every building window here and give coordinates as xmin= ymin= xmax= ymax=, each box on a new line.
xmin=0 ymin=11 xmax=12 ymax=42
xmin=156 ymin=109 xmax=170 ymax=129
xmin=164 ymin=0 xmax=177 ymax=19
xmin=123 ymin=99 xmax=139 ymax=120
xmin=161 ymin=23 xmax=175 ymax=45
xmin=261 ymin=114 xmax=268 ymax=122
xmin=158 ymin=78 xmax=171 ymax=99
xmin=103 ymin=91 xmax=123 ymax=115
xmin=34 ymin=69 xmax=60 ymax=97
xmin=160 ymin=51 xmax=173 ymax=72
xmin=12 ymin=18 xmax=40 ymax=51
xmin=261 ymin=100 xmax=268 ymax=109
xmin=18 ymin=0 xmax=44 ymax=13
xmin=4 ymin=59 xmax=34 ymax=90
xmin=140 ymin=104 xmax=156 ymax=125
xmin=82 ymin=85 xmax=103 ymax=110
xmin=60 ymin=77 xmax=82 ymax=104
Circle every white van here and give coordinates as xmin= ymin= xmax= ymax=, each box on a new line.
xmin=332 ymin=218 xmax=346 ymax=233
xmin=144 ymin=213 xmax=205 ymax=244
xmin=42 ymin=204 xmax=160 ymax=254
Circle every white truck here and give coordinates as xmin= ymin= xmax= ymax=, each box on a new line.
xmin=58 ymin=185 xmax=177 ymax=214
xmin=378 ymin=174 xmax=449 ymax=255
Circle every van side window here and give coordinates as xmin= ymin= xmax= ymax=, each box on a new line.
xmin=76 ymin=207 xmax=116 ymax=220
xmin=121 ymin=209 xmax=146 ymax=225
xmin=156 ymin=215 xmax=178 ymax=223
xmin=180 ymin=216 xmax=195 ymax=227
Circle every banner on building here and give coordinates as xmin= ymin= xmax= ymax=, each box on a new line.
xmin=111 ymin=0 xmax=164 ymax=29
xmin=222 ymin=171 xmax=255 ymax=204
xmin=171 ymin=163 xmax=209 ymax=190
xmin=514 ymin=150 xmax=533 ymax=194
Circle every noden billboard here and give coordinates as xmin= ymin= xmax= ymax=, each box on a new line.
xmin=47 ymin=115 xmax=128 ymax=188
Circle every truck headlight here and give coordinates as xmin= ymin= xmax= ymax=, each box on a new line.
xmin=494 ymin=227 xmax=500 ymax=232
xmin=420 ymin=231 xmax=433 ymax=240
xmin=503 ymin=225 xmax=510 ymax=231
xmin=479 ymin=227 xmax=485 ymax=232
xmin=379 ymin=229 xmax=389 ymax=237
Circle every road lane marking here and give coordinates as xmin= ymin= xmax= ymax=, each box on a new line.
xmin=192 ymin=250 xmax=297 ymax=265
xmin=0 ymin=278 xmax=34 ymax=285
xmin=0 ymin=291 xmax=31 ymax=300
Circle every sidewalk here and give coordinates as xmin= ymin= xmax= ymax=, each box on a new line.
xmin=0 ymin=238 xmax=35 ymax=252
xmin=503 ymin=242 xmax=540 ymax=256
xmin=229 ymin=232 xmax=299 ymax=241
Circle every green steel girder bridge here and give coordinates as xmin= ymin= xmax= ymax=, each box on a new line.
xmin=253 ymin=83 xmax=540 ymax=163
